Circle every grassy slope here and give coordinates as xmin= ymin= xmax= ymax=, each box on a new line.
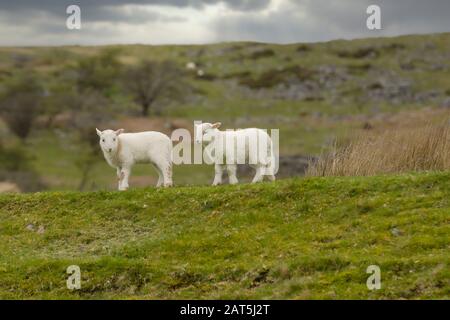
xmin=0 ymin=172 xmax=448 ymax=299
xmin=2 ymin=33 xmax=450 ymax=190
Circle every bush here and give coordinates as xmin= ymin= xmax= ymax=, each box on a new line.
xmin=248 ymin=48 xmax=275 ymax=60
xmin=75 ymin=48 xmax=122 ymax=93
xmin=346 ymin=63 xmax=372 ymax=75
xmin=307 ymin=123 xmax=450 ymax=176
xmin=336 ymin=47 xmax=379 ymax=59
xmin=239 ymin=66 xmax=315 ymax=89
xmin=0 ymin=144 xmax=30 ymax=171
xmin=0 ymin=73 xmax=43 ymax=140
xmin=0 ymin=144 xmax=45 ymax=192
xmin=296 ymin=44 xmax=312 ymax=52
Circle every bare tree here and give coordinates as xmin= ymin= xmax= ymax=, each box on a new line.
xmin=124 ymin=60 xmax=183 ymax=116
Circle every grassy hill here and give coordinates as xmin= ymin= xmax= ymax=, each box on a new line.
xmin=0 ymin=171 xmax=448 ymax=299
xmin=1 ymin=33 xmax=450 ymax=190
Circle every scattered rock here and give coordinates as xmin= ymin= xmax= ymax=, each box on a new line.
xmin=37 ymin=226 xmax=46 ymax=234
xmin=185 ymin=62 xmax=197 ymax=70
xmin=366 ymin=77 xmax=413 ymax=104
xmin=316 ymin=65 xmax=349 ymax=89
xmin=440 ymin=97 xmax=450 ymax=108
xmin=391 ymin=227 xmax=403 ymax=237
xmin=414 ymin=90 xmax=441 ymax=104
xmin=26 ymin=224 xmax=35 ymax=231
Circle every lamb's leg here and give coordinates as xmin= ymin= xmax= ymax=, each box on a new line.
xmin=156 ymin=172 xmax=163 ymax=187
xmin=164 ymin=163 xmax=173 ymax=187
xmin=252 ymin=165 xmax=264 ymax=183
xmin=226 ymin=164 xmax=239 ymax=185
xmin=116 ymin=167 xmax=123 ymax=190
xmin=162 ymin=164 xmax=173 ymax=188
xmin=213 ymin=164 xmax=224 ymax=186
xmin=119 ymin=167 xmax=131 ymax=191
xmin=264 ymin=164 xmax=276 ymax=182
xmin=154 ymin=159 xmax=172 ymax=187
xmin=151 ymin=164 xmax=163 ymax=187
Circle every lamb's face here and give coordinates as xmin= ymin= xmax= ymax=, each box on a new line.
xmin=194 ymin=123 xmax=211 ymax=144
xmin=96 ymin=128 xmax=123 ymax=154
xmin=194 ymin=122 xmax=221 ymax=144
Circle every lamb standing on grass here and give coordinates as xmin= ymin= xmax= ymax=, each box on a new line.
xmin=195 ymin=122 xmax=276 ymax=185
xmin=96 ymin=128 xmax=173 ymax=190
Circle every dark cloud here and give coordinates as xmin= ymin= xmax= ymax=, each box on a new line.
xmin=80 ymin=6 xmax=186 ymax=25
xmin=0 ymin=0 xmax=270 ymax=31
xmin=0 ymin=0 xmax=449 ymax=45
xmin=0 ymin=0 xmax=271 ymax=15
xmin=212 ymin=0 xmax=450 ymax=43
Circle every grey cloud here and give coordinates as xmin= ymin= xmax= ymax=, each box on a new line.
xmin=82 ymin=6 xmax=187 ymax=25
xmin=212 ymin=0 xmax=450 ymax=43
xmin=0 ymin=0 xmax=269 ymax=31
xmin=0 ymin=0 xmax=271 ymax=14
xmin=0 ymin=0 xmax=450 ymax=46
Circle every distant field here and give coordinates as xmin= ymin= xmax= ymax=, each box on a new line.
xmin=0 ymin=172 xmax=448 ymax=299
xmin=1 ymin=33 xmax=450 ymax=190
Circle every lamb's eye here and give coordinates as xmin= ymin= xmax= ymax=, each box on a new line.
xmin=102 ymin=139 xmax=105 ymax=142
xmin=113 ymin=138 xmax=116 ymax=142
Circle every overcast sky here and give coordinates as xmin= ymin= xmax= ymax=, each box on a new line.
xmin=0 ymin=0 xmax=449 ymax=46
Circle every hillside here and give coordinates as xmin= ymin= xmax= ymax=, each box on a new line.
xmin=0 ymin=172 xmax=448 ymax=299
xmin=1 ymin=33 xmax=450 ymax=191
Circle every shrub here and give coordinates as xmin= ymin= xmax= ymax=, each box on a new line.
xmin=0 ymin=144 xmax=30 ymax=171
xmin=0 ymin=144 xmax=45 ymax=192
xmin=248 ymin=48 xmax=275 ymax=60
xmin=0 ymin=73 xmax=43 ymax=140
xmin=239 ymin=66 xmax=315 ymax=89
xmin=346 ymin=63 xmax=372 ymax=75
xmin=296 ymin=44 xmax=312 ymax=52
xmin=336 ymin=47 xmax=379 ymax=59
xmin=75 ymin=48 xmax=122 ymax=93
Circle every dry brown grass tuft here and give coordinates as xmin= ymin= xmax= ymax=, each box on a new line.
xmin=307 ymin=121 xmax=450 ymax=177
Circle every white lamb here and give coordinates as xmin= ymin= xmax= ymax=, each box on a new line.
xmin=195 ymin=122 xmax=276 ymax=185
xmin=96 ymin=128 xmax=173 ymax=190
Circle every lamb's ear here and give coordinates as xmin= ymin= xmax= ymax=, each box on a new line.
xmin=96 ymin=128 xmax=102 ymax=137
xmin=115 ymin=129 xmax=124 ymax=136
xmin=212 ymin=122 xmax=222 ymax=129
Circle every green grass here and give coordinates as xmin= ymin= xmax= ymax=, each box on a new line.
xmin=0 ymin=171 xmax=448 ymax=299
